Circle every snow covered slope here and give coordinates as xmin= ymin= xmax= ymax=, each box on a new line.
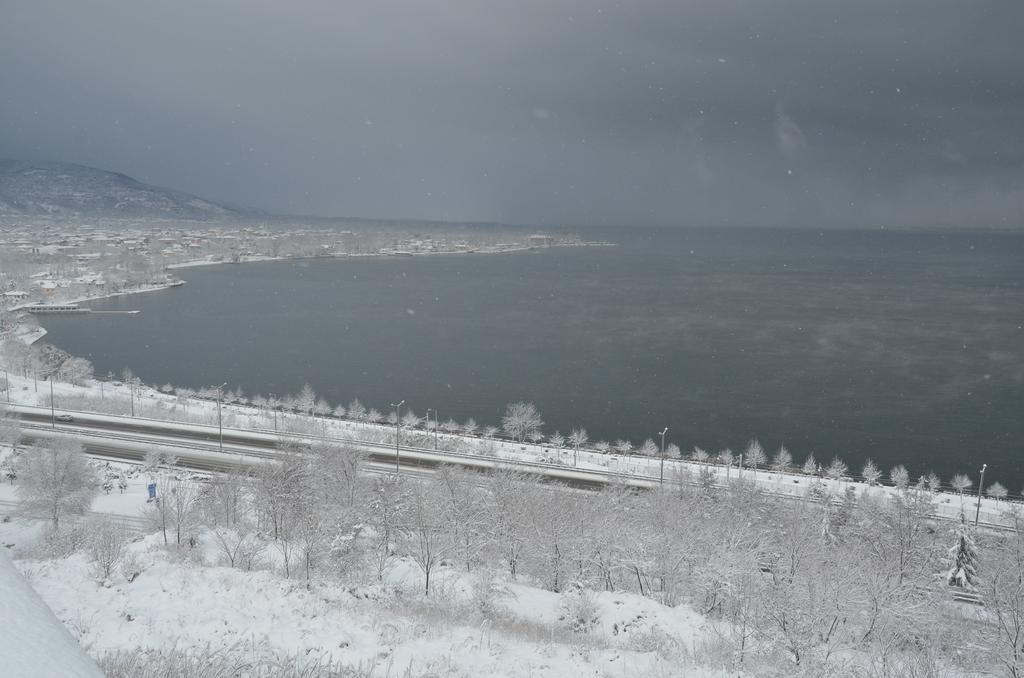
xmin=0 ymin=550 xmax=105 ymax=678
xmin=0 ymin=159 xmax=240 ymax=220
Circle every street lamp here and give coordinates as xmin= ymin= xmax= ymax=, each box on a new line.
xmin=659 ymin=427 xmax=669 ymax=485
xmin=216 ymin=382 xmax=228 ymax=452
xmin=975 ymin=463 xmax=988 ymax=527
xmin=390 ymin=400 xmax=404 ymax=472
xmin=49 ymin=377 xmax=55 ymax=429
xmin=426 ymin=407 xmax=439 ymax=451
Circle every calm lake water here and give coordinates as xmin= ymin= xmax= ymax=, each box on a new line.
xmin=41 ymin=227 xmax=1024 ymax=490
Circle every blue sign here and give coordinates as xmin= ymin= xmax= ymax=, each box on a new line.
xmin=147 ymin=483 xmax=157 ymax=499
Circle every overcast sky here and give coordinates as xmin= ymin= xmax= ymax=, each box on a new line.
xmin=1 ymin=1 xmax=1022 ymax=228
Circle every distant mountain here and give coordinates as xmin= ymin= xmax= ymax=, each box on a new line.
xmin=0 ymin=160 xmax=243 ymax=220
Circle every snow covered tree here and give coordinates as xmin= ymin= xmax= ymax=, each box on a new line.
xmin=1 ymin=450 xmax=20 ymax=484
xmin=987 ymin=482 xmax=1008 ymax=502
xmin=1 ymin=408 xmax=20 ymax=449
xmin=501 ymin=401 xmax=544 ymax=443
xmin=347 ymin=398 xmax=366 ymax=420
xmin=950 ymin=473 xmax=973 ymax=497
xmin=666 ymin=443 xmax=681 ymax=459
xmin=861 ymin=459 xmax=881 ymax=486
xmin=1 ymin=410 xmax=20 ymax=483
xmin=166 ymin=479 xmax=201 ymax=546
xmin=14 ymin=438 xmax=98 ymax=531
xmin=593 ymin=440 xmax=610 ymax=454
xmin=548 ymin=431 xmax=565 ymax=451
xmin=638 ymin=438 xmax=658 ymax=458
xmin=87 ymin=517 xmax=129 ymax=581
xmin=401 ymin=476 xmax=453 ymax=595
xmin=614 ymin=439 xmax=634 ymax=456
xmin=825 ymin=458 xmax=848 ymax=481
xmin=946 ymin=512 xmax=979 ymax=589
xmin=482 ymin=425 xmax=499 ymax=439
xmin=691 ymin=446 xmax=709 ymax=463
xmin=369 ymin=475 xmax=409 ymax=581
xmin=297 ymin=383 xmax=317 ymax=416
xmin=890 ymin=464 xmax=910 ymax=490
xmin=801 ymin=453 xmax=817 ymax=476
xmin=314 ymin=398 xmax=331 ymax=421
xmin=981 ymin=512 xmax=1024 ymax=676
xmin=719 ymin=448 xmax=735 ymax=478
xmin=771 ymin=446 xmax=792 ymax=474
xmin=745 ymin=439 xmax=766 ymax=475
xmin=568 ymin=428 xmax=588 ymax=466
xmin=401 ymin=409 xmax=421 ymax=429
xmin=62 ymin=357 xmax=94 ymax=386
xmin=463 ymin=418 xmax=479 ymax=436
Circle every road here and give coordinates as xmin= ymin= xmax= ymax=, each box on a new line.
xmin=6 ymin=404 xmax=1017 ymax=533
xmin=8 ymin=405 xmax=651 ymax=491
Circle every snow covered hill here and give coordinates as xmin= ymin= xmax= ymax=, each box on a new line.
xmin=0 ymin=160 xmax=241 ymax=220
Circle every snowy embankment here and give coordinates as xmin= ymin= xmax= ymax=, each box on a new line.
xmin=14 ymin=544 xmax=725 ymax=678
xmin=0 ymin=489 xmax=729 ymax=678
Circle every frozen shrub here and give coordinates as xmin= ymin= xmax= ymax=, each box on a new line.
xmin=120 ymin=550 xmax=144 ymax=583
xmin=559 ymin=582 xmax=600 ymax=634
xmin=87 ymin=517 xmax=129 ymax=581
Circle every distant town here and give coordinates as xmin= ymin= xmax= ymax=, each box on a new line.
xmin=0 ymin=219 xmax=604 ymax=336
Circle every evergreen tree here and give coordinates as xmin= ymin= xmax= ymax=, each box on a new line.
xmin=946 ymin=511 xmax=980 ymax=589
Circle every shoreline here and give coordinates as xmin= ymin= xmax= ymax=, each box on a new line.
xmin=165 ymin=239 xmax=614 ymax=271
xmin=8 ymin=239 xmax=613 ymax=345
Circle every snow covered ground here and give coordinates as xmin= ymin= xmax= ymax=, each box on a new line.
xmin=0 ymin=510 xmax=731 ymax=678
xmin=0 ymin=435 xmax=737 ymax=676
xmin=2 ymin=364 xmax=1018 ymax=530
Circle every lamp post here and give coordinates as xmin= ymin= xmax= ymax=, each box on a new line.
xmin=269 ymin=392 xmax=278 ymax=432
xmin=216 ymin=382 xmax=228 ymax=453
xmin=975 ymin=463 xmax=987 ymax=527
xmin=390 ymin=400 xmax=404 ymax=472
xmin=49 ymin=377 xmax=55 ymax=429
xmin=129 ymin=380 xmax=135 ymax=417
xmin=426 ymin=408 xmax=438 ymax=450
xmin=659 ymin=427 xmax=669 ymax=485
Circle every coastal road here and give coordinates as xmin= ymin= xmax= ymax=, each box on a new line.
xmin=7 ymin=405 xmax=1016 ymax=532
xmin=8 ymin=405 xmax=648 ymax=491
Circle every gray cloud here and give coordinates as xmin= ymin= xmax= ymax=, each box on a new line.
xmin=1 ymin=0 xmax=1022 ymax=228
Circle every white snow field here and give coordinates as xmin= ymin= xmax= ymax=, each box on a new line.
xmin=0 ymin=525 xmax=730 ymax=677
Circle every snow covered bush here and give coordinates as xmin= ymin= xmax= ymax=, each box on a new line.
xmin=86 ymin=517 xmax=130 ymax=581
xmin=559 ymin=582 xmax=599 ymax=634
xmin=945 ymin=512 xmax=979 ymax=589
